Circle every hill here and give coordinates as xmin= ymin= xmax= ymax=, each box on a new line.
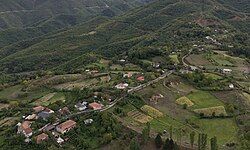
xmin=0 ymin=0 xmax=249 ymax=74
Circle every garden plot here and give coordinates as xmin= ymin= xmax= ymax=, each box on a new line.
xmin=169 ymin=81 xmax=196 ymax=95
xmin=176 ymin=96 xmax=194 ymax=107
xmin=185 ymin=54 xmax=212 ymax=66
xmin=169 ymin=54 xmax=180 ymax=64
xmin=0 ymin=85 xmax=23 ymax=100
xmin=204 ymin=73 xmax=222 ymax=80
xmin=141 ymin=105 xmax=163 ymax=118
xmin=187 ymin=90 xmax=224 ymax=109
xmin=127 ymin=110 xmax=153 ymax=124
xmin=194 ymin=106 xmax=227 ymax=117
xmin=0 ymin=117 xmax=18 ymax=127
xmin=33 ymin=92 xmax=65 ymax=106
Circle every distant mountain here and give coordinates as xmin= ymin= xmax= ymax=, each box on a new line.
xmin=0 ymin=0 xmax=153 ymax=48
xmin=0 ymin=0 xmax=249 ymax=73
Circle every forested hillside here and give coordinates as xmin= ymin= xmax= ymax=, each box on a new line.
xmin=0 ymin=0 xmax=153 ymax=48
xmin=0 ymin=0 xmax=249 ymax=74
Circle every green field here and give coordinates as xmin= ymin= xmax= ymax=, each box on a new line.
xmin=187 ymin=91 xmax=224 ymax=109
xmin=0 ymin=85 xmax=23 ymax=100
xmin=169 ymin=55 xmax=180 ymax=64
xmin=204 ymin=73 xmax=223 ymax=80
xmin=193 ymin=118 xmax=238 ymax=145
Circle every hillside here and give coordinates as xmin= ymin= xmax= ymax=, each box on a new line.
xmin=0 ymin=0 xmax=249 ymax=74
xmin=0 ymin=0 xmax=153 ymax=48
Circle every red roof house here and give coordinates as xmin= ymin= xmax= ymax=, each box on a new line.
xmin=88 ymin=102 xmax=103 ymax=110
xmin=137 ymin=76 xmax=145 ymax=81
xmin=33 ymin=106 xmax=45 ymax=113
xmin=36 ymin=133 xmax=49 ymax=144
xmin=56 ymin=120 xmax=76 ymax=134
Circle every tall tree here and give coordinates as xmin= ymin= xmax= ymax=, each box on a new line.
xmin=190 ymin=131 xmax=195 ymax=148
xmin=210 ymin=136 xmax=218 ymax=150
xmin=142 ymin=122 xmax=151 ymax=143
xmin=130 ymin=138 xmax=140 ymax=150
xmin=169 ymin=125 xmax=173 ymax=139
xmin=155 ymin=133 xmax=163 ymax=148
xmin=198 ymin=133 xmax=207 ymax=150
xmin=163 ymin=138 xmax=170 ymax=150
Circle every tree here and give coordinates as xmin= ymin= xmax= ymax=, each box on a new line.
xmin=163 ymin=138 xmax=170 ymax=150
xmin=155 ymin=133 xmax=163 ymax=148
xmin=198 ymin=133 xmax=207 ymax=150
xmin=190 ymin=131 xmax=195 ymax=148
xmin=210 ymin=136 xmax=218 ymax=150
xmin=169 ymin=125 xmax=173 ymax=139
xmin=142 ymin=122 xmax=151 ymax=144
xmin=130 ymin=138 xmax=140 ymax=150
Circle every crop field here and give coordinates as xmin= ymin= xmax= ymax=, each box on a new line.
xmin=187 ymin=91 xmax=224 ymax=109
xmin=210 ymin=53 xmax=234 ymax=66
xmin=185 ymin=54 xmax=212 ymax=66
xmin=194 ymin=106 xmax=227 ymax=117
xmin=175 ymin=96 xmax=194 ymax=107
xmin=33 ymin=92 xmax=65 ymax=106
xmin=0 ymin=85 xmax=23 ymax=100
xmin=141 ymin=105 xmax=163 ymax=118
xmin=127 ymin=110 xmax=153 ymax=124
xmin=169 ymin=81 xmax=196 ymax=95
xmin=193 ymin=118 xmax=238 ymax=145
xmin=0 ymin=117 xmax=18 ymax=127
xmin=0 ymin=103 xmax=9 ymax=110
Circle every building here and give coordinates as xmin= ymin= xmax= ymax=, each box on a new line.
xmin=56 ymin=120 xmax=76 ymax=134
xmin=137 ymin=76 xmax=145 ymax=81
xmin=123 ymin=72 xmax=133 ymax=78
xmin=17 ymin=121 xmax=33 ymax=137
xmin=229 ymin=84 xmax=234 ymax=89
xmin=44 ymin=108 xmax=54 ymax=114
xmin=25 ymin=114 xmax=37 ymax=120
xmin=38 ymin=111 xmax=51 ymax=120
xmin=222 ymin=69 xmax=232 ymax=74
xmin=75 ymin=102 xmax=88 ymax=111
xmin=35 ymin=133 xmax=49 ymax=144
xmin=84 ymin=119 xmax=93 ymax=125
xmin=33 ymin=106 xmax=45 ymax=113
xmin=89 ymin=102 xmax=102 ymax=110
xmin=58 ymin=107 xmax=71 ymax=116
xmin=115 ymin=83 xmax=128 ymax=89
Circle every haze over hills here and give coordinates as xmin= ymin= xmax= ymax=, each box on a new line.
xmin=0 ymin=0 xmax=249 ymax=74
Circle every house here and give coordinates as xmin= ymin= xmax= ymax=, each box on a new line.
xmin=25 ymin=114 xmax=37 ymax=120
xmin=190 ymin=66 xmax=198 ymax=71
xmin=37 ymin=111 xmax=50 ymax=120
xmin=123 ymin=72 xmax=133 ymax=78
xmin=89 ymin=102 xmax=102 ymax=110
xmin=222 ymin=69 xmax=232 ymax=74
xmin=44 ymin=108 xmax=54 ymax=114
xmin=35 ymin=133 xmax=49 ymax=144
xmin=58 ymin=107 xmax=71 ymax=116
xmin=115 ymin=83 xmax=129 ymax=89
xmin=33 ymin=106 xmax=45 ymax=113
xmin=137 ymin=76 xmax=145 ymax=81
xmin=56 ymin=137 xmax=64 ymax=144
xmin=229 ymin=84 xmax=234 ymax=89
xmin=43 ymin=124 xmax=55 ymax=132
xmin=84 ymin=119 xmax=93 ymax=125
xmin=119 ymin=59 xmax=126 ymax=62
xmin=56 ymin=120 xmax=76 ymax=134
xmin=17 ymin=121 xmax=33 ymax=137
xmin=75 ymin=102 xmax=88 ymax=111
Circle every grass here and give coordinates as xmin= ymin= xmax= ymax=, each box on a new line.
xmin=187 ymin=91 xmax=224 ymax=109
xmin=0 ymin=85 xmax=23 ymax=100
xmin=210 ymin=54 xmax=234 ymax=66
xmin=194 ymin=106 xmax=227 ymax=117
xmin=169 ymin=54 xmax=180 ymax=64
xmin=193 ymin=118 xmax=238 ymax=146
xmin=141 ymin=105 xmax=163 ymax=118
xmin=176 ymin=96 xmax=194 ymax=107
xmin=204 ymin=73 xmax=223 ymax=80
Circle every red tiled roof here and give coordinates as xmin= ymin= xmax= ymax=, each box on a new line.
xmin=36 ymin=133 xmax=48 ymax=144
xmin=23 ymin=127 xmax=32 ymax=135
xmin=89 ymin=102 xmax=102 ymax=110
xmin=57 ymin=120 xmax=76 ymax=131
xmin=137 ymin=76 xmax=145 ymax=81
xmin=21 ymin=121 xmax=31 ymax=129
xmin=33 ymin=106 xmax=44 ymax=112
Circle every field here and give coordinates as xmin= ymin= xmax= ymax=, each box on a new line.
xmin=32 ymin=92 xmax=65 ymax=106
xmin=204 ymin=73 xmax=223 ymax=80
xmin=0 ymin=103 xmax=9 ymax=110
xmin=54 ymin=78 xmax=99 ymax=90
xmin=194 ymin=106 xmax=227 ymax=117
xmin=127 ymin=110 xmax=153 ymax=124
xmin=0 ymin=85 xmax=23 ymax=100
xmin=185 ymin=54 xmax=212 ymax=66
xmin=192 ymin=118 xmax=238 ymax=146
xmin=175 ymin=96 xmax=194 ymax=107
xmin=141 ymin=105 xmax=163 ymax=118
xmin=210 ymin=53 xmax=234 ymax=66
xmin=169 ymin=55 xmax=180 ymax=64
xmin=187 ymin=91 xmax=224 ymax=109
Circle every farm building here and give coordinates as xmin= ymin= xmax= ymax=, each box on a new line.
xmin=25 ymin=114 xmax=37 ymax=120
xmin=56 ymin=120 xmax=76 ymax=134
xmin=222 ymin=68 xmax=232 ymax=74
xmin=35 ymin=133 xmax=48 ymax=144
xmin=89 ymin=102 xmax=103 ymax=110
xmin=115 ymin=83 xmax=128 ymax=89
xmin=75 ymin=102 xmax=88 ymax=111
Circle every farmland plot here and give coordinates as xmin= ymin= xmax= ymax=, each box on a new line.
xmin=194 ymin=106 xmax=227 ymax=117
xmin=127 ymin=110 xmax=153 ymax=124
